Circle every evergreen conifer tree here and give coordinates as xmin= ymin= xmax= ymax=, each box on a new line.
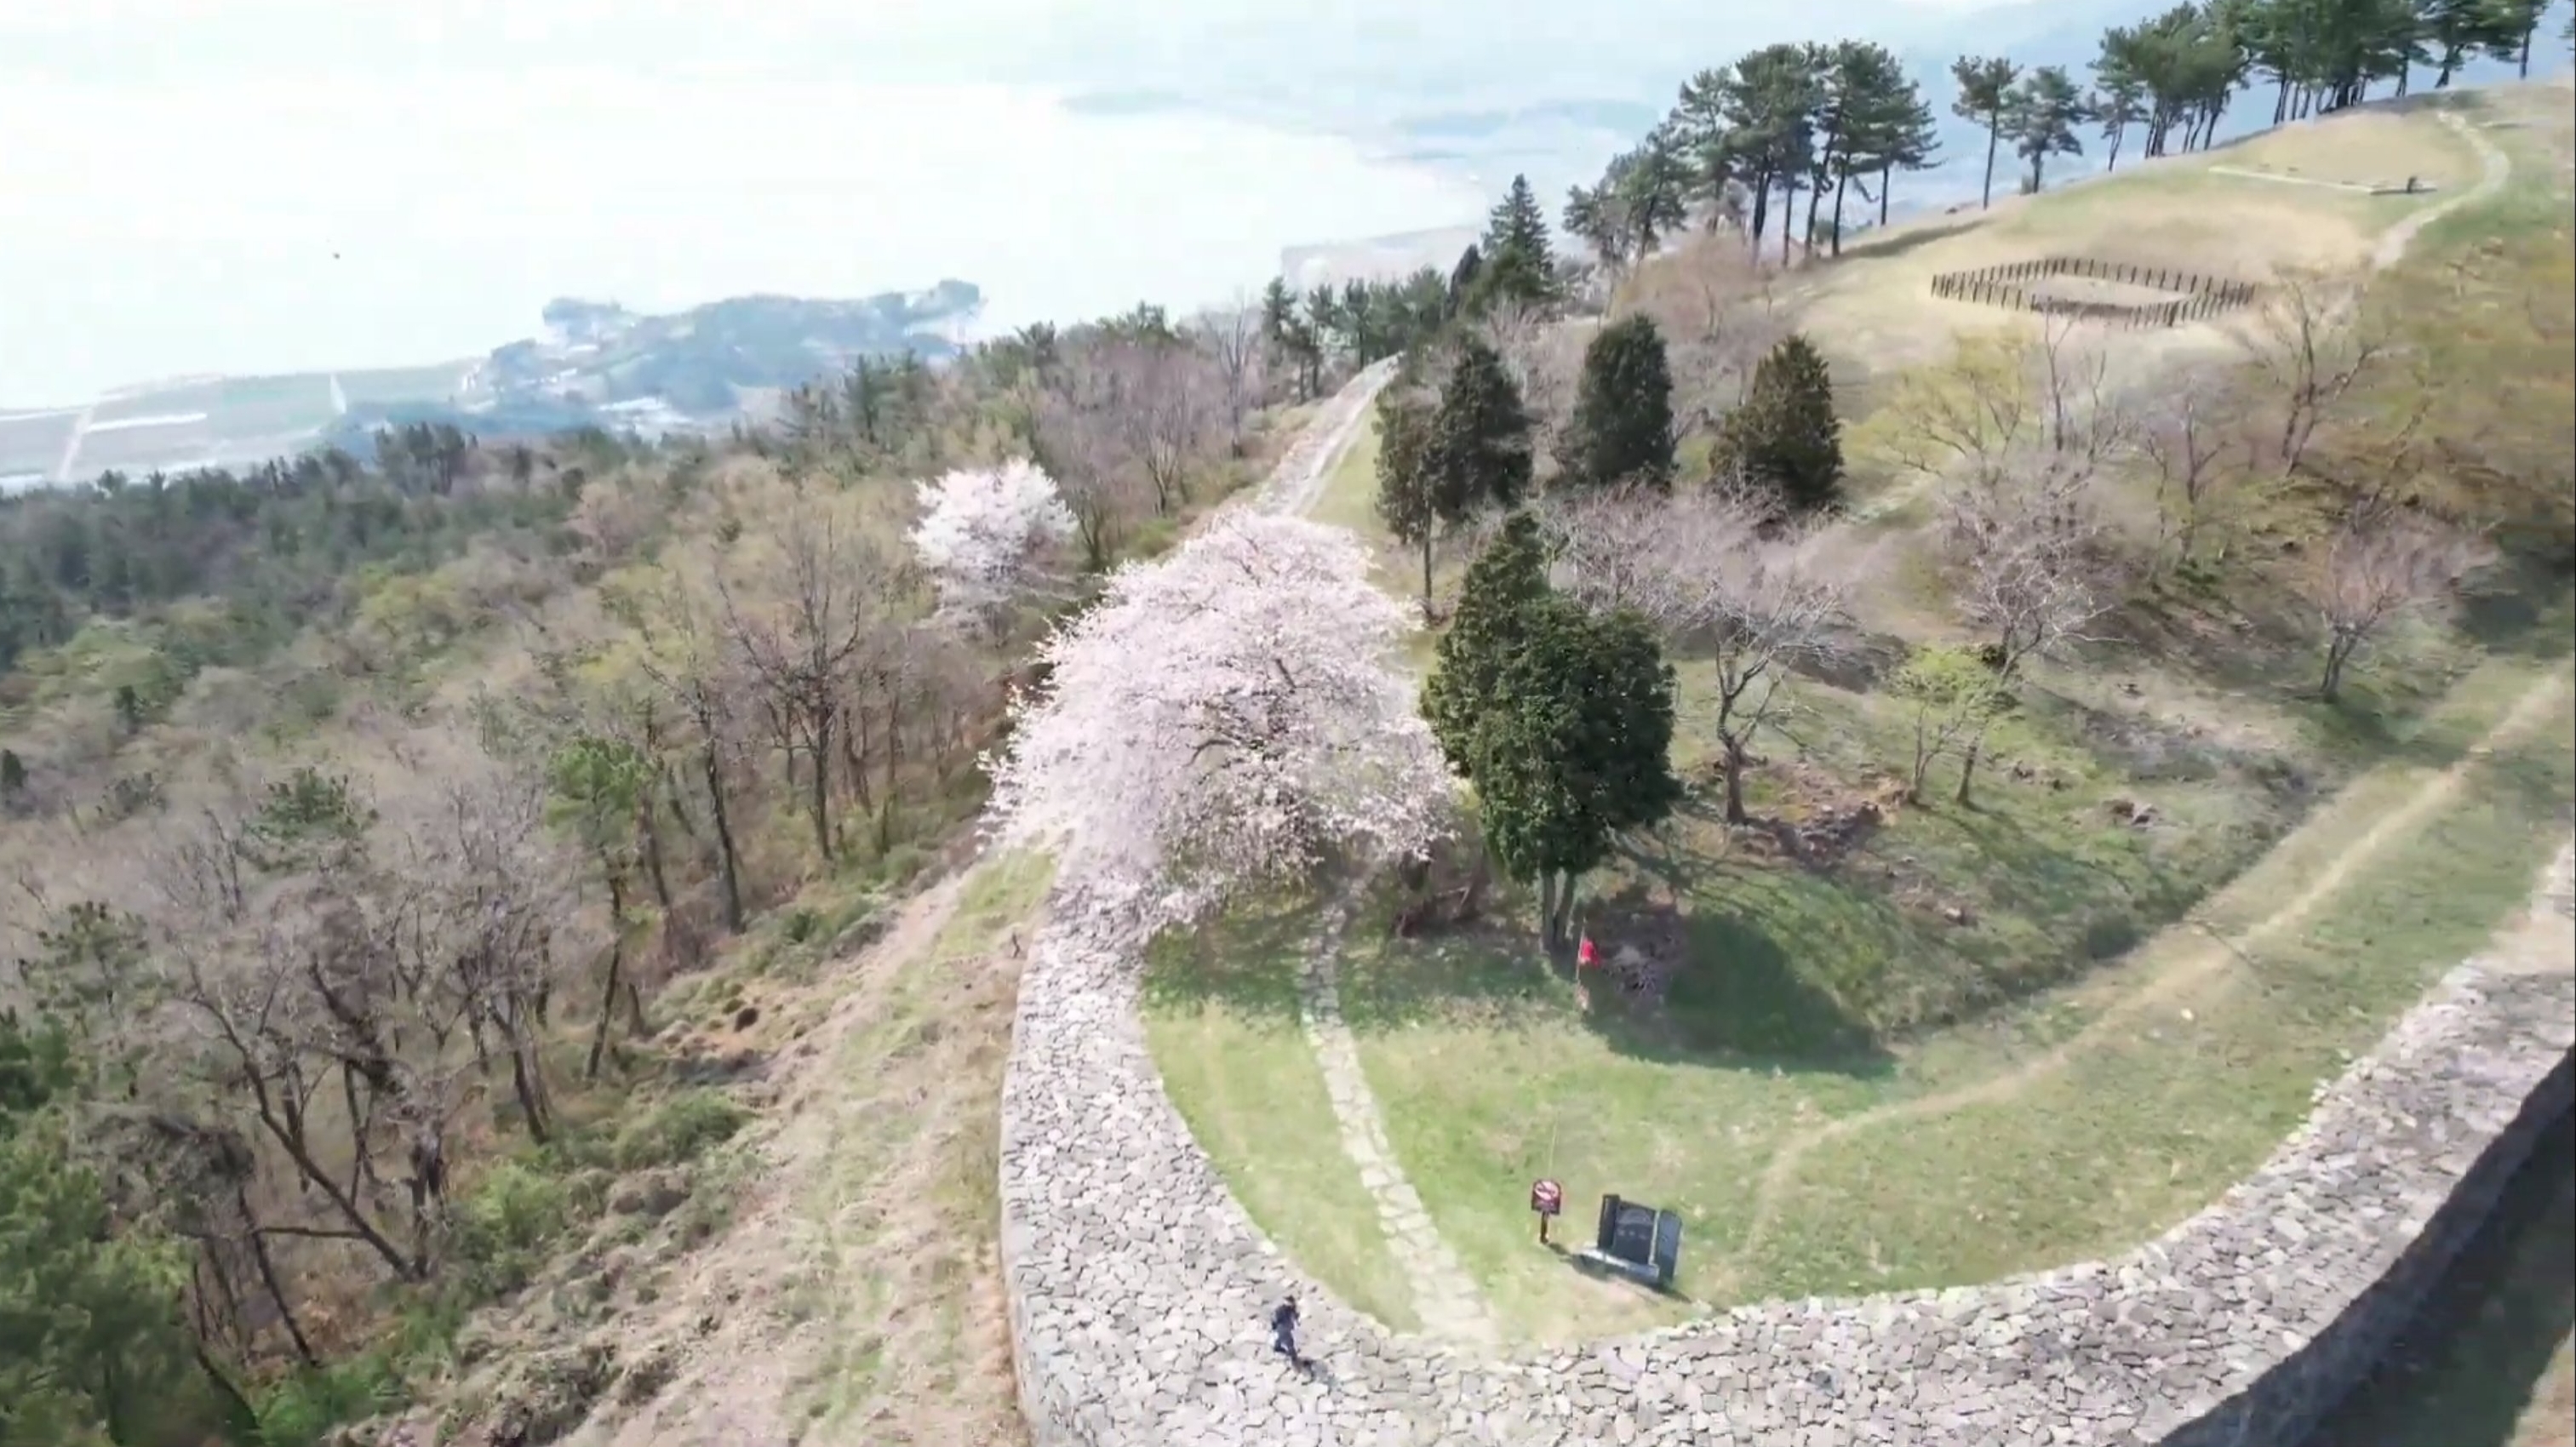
xmin=1713 ymin=333 xmax=1844 ymax=512
xmin=1951 ymin=54 xmax=2022 ymax=209
xmin=1471 ymin=175 xmax=1559 ymax=312
xmin=1554 ymin=314 xmax=1674 ymax=492
xmin=1425 ymin=338 xmax=1535 ymax=518
xmin=1422 ymin=512 xmax=1552 ymax=779
xmin=1468 ymin=597 xmax=1680 ymax=945
xmin=1446 ymin=243 xmax=1484 ymax=316
xmin=1373 ymin=392 xmax=1442 ymax=610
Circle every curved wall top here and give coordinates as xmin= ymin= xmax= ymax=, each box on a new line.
xmin=996 ymin=371 xmax=2576 ymax=1446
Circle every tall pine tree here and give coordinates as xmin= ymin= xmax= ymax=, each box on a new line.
xmin=1554 ymin=314 xmax=1675 ymax=493
xmin=1841 ymin=43 xmax=1939 ymax=241
xmin=1373 ymin=392 xmax=1441 ymax=610
xmin=1426 ymin=338 xmax=1536 ymax=518
xmin=2421 ymin=0 xmax=2511 ymax=84
xmin=1951 ymin=54 xmax=2023 ymax=209
xmin=2003 ymin=65 xmax=2091 ymax=192
xmin=1472 ymin=175 xmax=1560 ymax=312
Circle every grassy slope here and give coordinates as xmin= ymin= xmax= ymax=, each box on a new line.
xmin=1141 ymin=901 xmax=1425 ymax=1332
xmin=1801 ymin=99 xmax=2484 ymax=376
xmin=1148 ymin=82 xmax=2576 ymax=1343
xmin=1337 ymin=657 xmax=2565 ymax=1336
xmin=781 ymin=853 xmax=1054 ymax=1447
xmin=0 ymin=369 xmax=1327 ymax=1441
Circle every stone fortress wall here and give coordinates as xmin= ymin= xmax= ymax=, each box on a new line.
xmin=996 ymin=375 xmax=2576 ymax=1447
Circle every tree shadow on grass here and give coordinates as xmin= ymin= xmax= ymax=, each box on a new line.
xmin=1136 ymin=894 xmax=1319 ymax=1028
xmin=1623 ymin=769 xmax=2222 ymax=1036
xmin=1653 ymin=899 xmax=1897 ymax=1080
xmin=2459 ymin=561 xmax=2576 ymax=661
xmin=1335 ymin=865 xmax=1898 ymax=1084
xmin=2102 ymin=564 xmax=2569 ymax=774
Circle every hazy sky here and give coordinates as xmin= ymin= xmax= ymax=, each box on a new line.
xmin=1 ymin=0 xmax=2018 ymax=406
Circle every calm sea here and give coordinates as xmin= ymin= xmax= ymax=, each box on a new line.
xmin=0 ymin=70 xmax=1489 ymax=407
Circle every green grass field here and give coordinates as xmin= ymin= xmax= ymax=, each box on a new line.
xmin=1152 ymin=662 xmax=2568 ymax=1337
xmin=1135 ymin=80 xmax=2576 ymax=1347
xmin=1140 ymin=901 xmax=1425 ymax=1332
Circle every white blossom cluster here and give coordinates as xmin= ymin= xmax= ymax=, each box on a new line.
xmin=983 ymin=512 xmax=1451 ymax=923
xmin=909 ymin=458 xmax=1079 ymax=622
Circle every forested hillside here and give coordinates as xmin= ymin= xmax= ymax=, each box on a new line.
xmin=0 ymin=275 xmax=1452 ymax=1446
xmin=5 ymin=2 xmax=2570 ymax=1442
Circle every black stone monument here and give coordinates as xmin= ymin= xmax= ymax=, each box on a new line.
xmin=1585 ymin=1193 xmax=1682 ymax=1290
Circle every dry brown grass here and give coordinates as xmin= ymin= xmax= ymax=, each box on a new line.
xmin=2226 ymin=106 xmax=2491 ymax=190
xmin=1768 ymin=100 xmax=2484 ymax=380
xmin=361 ymin=852 xmax=1053 ymax=1447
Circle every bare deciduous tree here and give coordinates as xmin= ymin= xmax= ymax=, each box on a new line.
xmin=1193 ymin=295 xmax=1267 ymax=453
xmin=2138 ymin=375 xmax=2246 ymax=574
xmin=146 ymin=795 xmax=442 ymax=1285
xmin=1941 ymin=452 xmax=2115 ymax=677
xmin=1031 ymin=380 xmax=1144 ymax=570
xmin=2031 ymin=313 xmax=2135 ymax=466
xmin=1875 ymin=329 xmax=2042 ymax=489
xmin=1541 ymin=482 xmax=1846 ymax=823
xmin=2304 ymin=506 xmax=2489 ymax=701
xmin=611 ymin=562 xmax=753 ymax=932
xmin=1631 ymin=238 xmax=1793 ymax=415
xmin=1100 ymin=337 xmax=1218 ymax=515
xmin=717 ymin=489 xmax=894 ymax=861
xmin=1938 ymin=451 xmax=2117 ymax=802
xmin=1476 ymin=297 xmax=1579 ymax=459
xmin=2235 ymin=266 xmax=2387 ymax=478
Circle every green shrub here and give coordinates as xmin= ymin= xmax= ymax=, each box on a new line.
xmin=446 ymin=1160 xmax=575 ymax=1296
xmin=610 ymin=1090 xmax=748 ymax=1171
xmin=1127 ymin=516 xmax=1182 ymax=559
xmin=254 ymin=1353 xmax=404 ymax=1447
xmin=876 ymin=843 xmax=928 ymax=886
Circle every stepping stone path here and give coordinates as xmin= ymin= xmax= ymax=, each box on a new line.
xmin=1300 ymin=901 xmax=1500 ymax=1347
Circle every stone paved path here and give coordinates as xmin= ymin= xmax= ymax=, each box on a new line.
xmin=1256 ymin=358 xmax=1503 ymax=1346
xmin=1298 ymin=900 xmax=1501 ymax=1347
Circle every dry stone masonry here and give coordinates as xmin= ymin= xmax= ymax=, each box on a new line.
xmin=996 ymin=373 xmax=2575 ymax=1445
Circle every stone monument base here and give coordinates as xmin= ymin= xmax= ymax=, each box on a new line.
xmin=1573 ymin=1246 xmax=1665 ymax=1290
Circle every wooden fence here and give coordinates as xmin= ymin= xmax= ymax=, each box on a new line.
xmin=1927 ymin=256 xmax=2261 ymax=329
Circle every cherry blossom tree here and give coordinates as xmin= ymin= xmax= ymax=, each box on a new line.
xmin=909 ymin=459 xmax=1079 ymax=631
xmin=983 ymin=512 xmax=1451 ymax=921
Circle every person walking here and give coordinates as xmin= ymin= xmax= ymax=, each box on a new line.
xmin=1270 ymin=1295 xmax=1308 ymax=1373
